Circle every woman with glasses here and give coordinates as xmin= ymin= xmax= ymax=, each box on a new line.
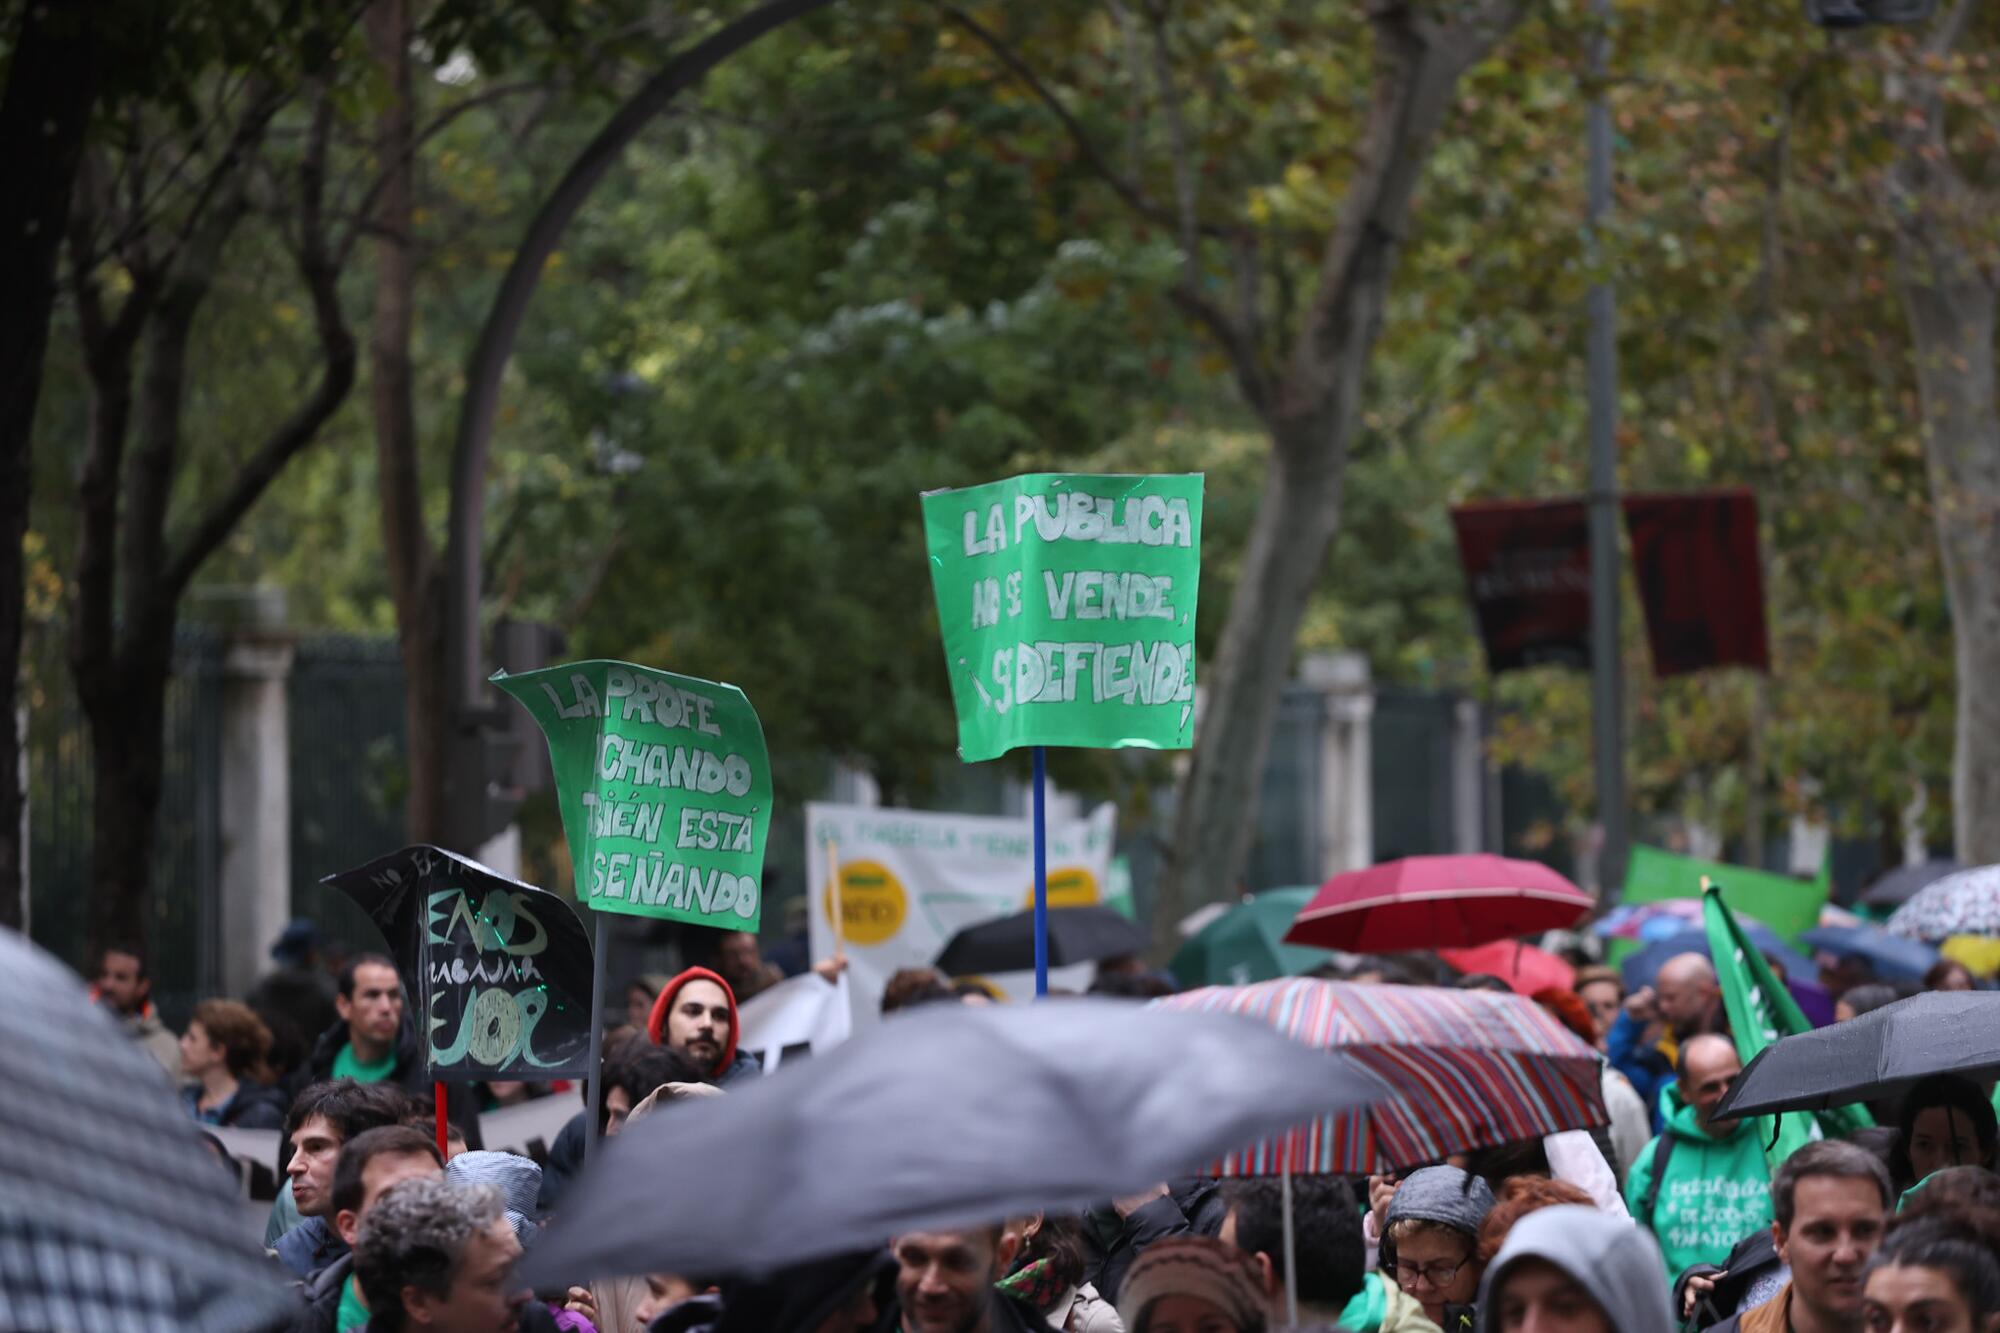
xmin=1381 ymin=1166 xmax=1495 ymax=1332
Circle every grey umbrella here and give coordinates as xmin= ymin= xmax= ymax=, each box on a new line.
xmin=1860 ymin=860 xmax=1959 ymax=910
xmin=1713 ymin=991 xmax=2000 ymax=1121
xmin=0 ymin=928 xmax=294 ymax=1333
xmin=523 ymin=997 xmax=1390 ymax=1284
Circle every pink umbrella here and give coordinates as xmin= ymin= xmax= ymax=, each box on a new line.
xmin=1438 ymin=940 xmax=1576 ymax=995
xmin=1283 ymin=854 xmax=1593 ymax=954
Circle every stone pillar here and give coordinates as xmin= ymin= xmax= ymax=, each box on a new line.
xmin=1451 ymin=697 xmax=1486 ymax=854
xmin=215 ymin=594 xmax=294 ymax=999
xmin=1302 ymin=652 xmax=1374 ymax=879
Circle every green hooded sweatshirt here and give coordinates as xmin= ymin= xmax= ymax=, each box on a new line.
xmin=1622 ymin=1084 xmax=1773 ymax=1282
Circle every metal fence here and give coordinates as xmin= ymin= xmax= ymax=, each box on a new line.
xmin=25 ymin=626 xmax=224 ymax=1030
xmin=1372 ymin=687 xmax=1462 ymax=862
xmin=288 ymin=634 xmax=410 ymax=961
xmin=26 ymin=618 xmax=1572 ymax=1020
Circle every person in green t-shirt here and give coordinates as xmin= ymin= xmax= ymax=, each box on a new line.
xmin=1625 ymin=1035 xmax=1774 ymax=1284
xmin=327 ymin=956 xmax=406 ymax=1083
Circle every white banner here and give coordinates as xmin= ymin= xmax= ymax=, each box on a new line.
xmin=478 ymin=1087 xmax=585 ymax=1158
xmin=737 ymin=972 xmax=853 ymax=1072
xmin=806 ymin=802 xmax=1118 ymax=1023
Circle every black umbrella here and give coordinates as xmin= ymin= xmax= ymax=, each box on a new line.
xmin=0 ymin=928 xmax=294 ymax=1332
xmin=521 ymin=997 xmax=1391 ymax=1283
xmin=1713 ymin=991 xmax=2000 ymax=1121
xmin=1860 ymin=859 xmax=1959 ymax=910
xmin=935 ymin=904 xmax=1148 ymax=976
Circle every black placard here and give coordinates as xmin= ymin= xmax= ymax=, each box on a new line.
xmin=323 ymin=845 xmax=595 ymax=1081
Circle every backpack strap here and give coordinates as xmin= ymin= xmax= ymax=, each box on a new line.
xmin=1642 ymin=1130 xmax=1678 ymax=1223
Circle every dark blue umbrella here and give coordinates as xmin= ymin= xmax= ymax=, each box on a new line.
xmin=1620 ymin=923 xmax=1816 ymax=991
xmin=1799 ymin=924 xmax=1940 ymax=982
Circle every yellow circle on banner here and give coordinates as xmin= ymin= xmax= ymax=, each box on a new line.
xmin=823 ymin=860 xmax=907 ymax=946
xmin=1022 ymin=867 xmax=1100 ymax=910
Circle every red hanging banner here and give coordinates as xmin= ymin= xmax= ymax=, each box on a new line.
xmin=1621 ymin=489 xmax=1771 ymax=677
xmin=1450 ymin=499 xmax=1593 ymax=675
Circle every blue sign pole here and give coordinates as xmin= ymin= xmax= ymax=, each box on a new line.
xmin=1033 ymin=746 xmax=1049 ymax=997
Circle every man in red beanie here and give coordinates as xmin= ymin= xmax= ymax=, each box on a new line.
xmin=648 ymin=966 xmax=762 ymax=1085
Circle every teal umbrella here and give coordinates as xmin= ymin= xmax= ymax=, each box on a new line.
xmin=1168 ymin=887 xmax=1331 ymax=988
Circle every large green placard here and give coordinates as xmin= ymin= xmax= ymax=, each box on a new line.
xmin=1625 ymin=843 xmax=1827 ymax=941
xmin=921 ymin=473 xmax=1203 ymax=762
xmin=494 ymin=661 xmax=772 ymax=927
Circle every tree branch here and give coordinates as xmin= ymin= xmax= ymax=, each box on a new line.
xmin=159 ymin=82 xmax=358 ymax=604
xmin=1287 ymin=0 xmax=1527 ymax=414
xmin=444 ymin=0 xmax=840 ymax=717
xmin=66 ymin=164 xmax=157 ymax=686
xmin=941 ymin=3 xmax=1236 ymax=242
xmin=333 ymin=77 xmax=543 ymax=267
xmin=1141 ymin=4 xmax=1199 ymax=268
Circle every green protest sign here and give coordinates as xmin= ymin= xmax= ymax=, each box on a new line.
xmin=494 ymin=661 xmax=772 ymax=928
xmin=1624 ymin=843 xmax=1827 ymax=941
xmin=921 ymin=472 xmax=1204 ymax=762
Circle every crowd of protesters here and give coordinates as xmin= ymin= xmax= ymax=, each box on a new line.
xmin=75 ymin=904 xmax=2000 ymax=1333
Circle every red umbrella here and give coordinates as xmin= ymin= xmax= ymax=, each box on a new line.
xmin=1283 ymin=854 xmax=1592 ymax=953
xmin=1438 ymin=940 xmax=1576 ymax=995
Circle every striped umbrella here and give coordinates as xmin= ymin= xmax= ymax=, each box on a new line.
xmin=1151 ymin=977 xmax=1607 ymax=1175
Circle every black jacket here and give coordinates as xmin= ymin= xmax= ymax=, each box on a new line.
xmin=537 ymin=1110 xmax=588 ymax=1215
xmin=221 ymin=1080 xmax=290 ymax=1129
xmin=1681 ymin=1228 xmax=1782 ymax=1332
xmin=286 ymin=1253 xmax=351 ymax=1333
xmin=652 ymin=1250 xmax=899 ymax=1333
xmin=1082 ymin=1179 xmax=1228 ymax=1306
xmin=275 ymin=1217 xmax=348 ymax=1280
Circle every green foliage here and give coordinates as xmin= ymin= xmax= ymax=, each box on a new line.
xmin=546 ymin=25 xmax=1196 ymax=800
xmin=37 ymin=0 xmax=1969 ymax=858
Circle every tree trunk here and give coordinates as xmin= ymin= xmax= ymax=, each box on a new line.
xmin=78 ymin=637 xmax=172 ymax=956
xmin=0 ymin=5 xmax=102 ymax=929
xmin=68 ymin=81 xmax=354 ymax=954
xmin=1899 ymin=252 xmax=2000 ymax=863
xmin=1890 ymin=0 xmax=2000 ymax=866
xmin=365 ymin=0 xmax=445 ymax=843
xmin=1152 ymin=1 xmax=1523 ymax=950
xmin=1159 ymin=424 xmax=1347 ymax=949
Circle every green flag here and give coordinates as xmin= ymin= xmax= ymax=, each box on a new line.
xmin=1703 ymin=882 xmax=1870 ymax=1174
xmin=494 ymin=661 xmax=772 ymax=929
xmin=920 ymin=472 xmax=1203 ymax=762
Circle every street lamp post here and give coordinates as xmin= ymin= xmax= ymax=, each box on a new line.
xmin=1586 ymin=0 xmax=1626 ymax=896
